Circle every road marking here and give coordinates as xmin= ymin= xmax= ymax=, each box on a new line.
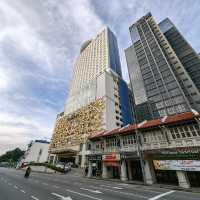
xmin=90 ymin=186 xmax=147 ymax=199
xmin=80 ymin=188 xmax=102 ymax=194
xmin=149 ymin=190 xmax=175 ymax=200
xmin=53 ymin=185 xmax=60 ymax=188
xmin=52 ymin=192 xmax=72 ymax=200
xmin=100 ymin=185 xmax=123 ymax=190
xmin=118 ymin=183 xmax=129 ymax=186
xmin=31 ymin=195 xmax=39 ymax=200
xmin=20 ymin=190 xmax=26 ymax=193
xmin=65 ymin=189 xmax=103 ymax=200
xmin=14 ymin=185 xmax=18 ymax=189
xmin=42 ymin=182 xmax=48 ymax=186
xmin=117 ymin=184 xmax=161 ymax=194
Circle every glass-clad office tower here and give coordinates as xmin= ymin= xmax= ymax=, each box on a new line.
xmin=125 ymin=13 xmax=200 ymax=122
xmin=159 ymin=18 xmax=200 ymax=108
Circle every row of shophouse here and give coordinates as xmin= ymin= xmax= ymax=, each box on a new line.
xmin=81 ymin=111 xmax=200 ymax=189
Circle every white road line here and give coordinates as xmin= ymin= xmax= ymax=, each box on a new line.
xmin=31 ymin=195 xmax=39 ymax=200
xmin=51 ymin=193 xmax=72 ymax=200
xmin=14 ymin=185 xmax=18 ymax=189
xmin=118 ymin=183 xmax=129 ymax=186
xmin=90 ymin=186 xmax=147 ymax=199
xmin=100 ymin=185 xmax=123 ymax=190
xmin=20 ymin=190 xmax=26 ymax=193
xmin=80 ymin=188 xmax=102 ymax=194
xmin=149 ymin=190 xmax=175 ymax=200
xmin=117 ymin=184 xmax=161 ymax=194
xmin=42 ymin=182 xmax=48 ymax=186
xmin=65 ymin=189 xmax=103 ymax=200
xmin=53 ymin=185 xmax=60 ymax=188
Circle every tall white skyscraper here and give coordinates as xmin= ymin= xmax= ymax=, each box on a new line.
xmin=68 ymin=27 xmax=121 ymax=97
xmin=49 ymin=27 xmax=133 ymax=167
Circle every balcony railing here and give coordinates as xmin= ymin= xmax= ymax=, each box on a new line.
xmin=88 ymin=135 xmax=200 ymax=154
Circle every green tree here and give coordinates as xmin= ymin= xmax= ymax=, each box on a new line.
xmin=0 ymin=148 xmax=25 ymax=163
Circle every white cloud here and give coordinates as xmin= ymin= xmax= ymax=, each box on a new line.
xmin=0 ymin=0 xmax=104 ymax=155
xmin=1 ymin=0 xmax=200 ymax=156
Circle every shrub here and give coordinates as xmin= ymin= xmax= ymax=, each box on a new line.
xmin=26 ymin=162 xmax=65 ymax=173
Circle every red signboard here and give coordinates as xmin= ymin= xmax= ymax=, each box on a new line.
xmin=102 ymin=154 xmax=120 ymax=161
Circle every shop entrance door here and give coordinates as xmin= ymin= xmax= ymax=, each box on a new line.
xmin=131 ymin=160 xmax=143 ymax=181
xmin=187 ymin=171 xmax=200 ymax=187
xmin=113 ymin=166 xmax=120 ymax=179
xmin=155 ymin=170 xmax=178 ymax=185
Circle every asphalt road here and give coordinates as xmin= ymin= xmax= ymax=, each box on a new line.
xmin=0 ymin=167 xmax=200 ymax=200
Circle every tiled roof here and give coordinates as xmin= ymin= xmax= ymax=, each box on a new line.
xmin=90 ymin=112 xmax=199 ymax=139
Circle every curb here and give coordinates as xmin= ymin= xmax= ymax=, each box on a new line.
xmin=86 ymin=177 xmax=200 ymax=193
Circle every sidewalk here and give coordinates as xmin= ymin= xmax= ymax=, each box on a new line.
xmin=86 ymin=176 xmax=200 ymax=193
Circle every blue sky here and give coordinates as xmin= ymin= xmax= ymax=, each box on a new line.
xmin=0 ymin=0 xmax=200 ymax=155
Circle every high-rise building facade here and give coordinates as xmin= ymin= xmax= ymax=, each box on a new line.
xmin=125 ymin=13 xmax=200 ymax=122
xmin=49 ymin=27 xmax=133 ymax=166
xmin=159 ymin=18 xmax=200 ymax=110
xmin=68 ymin=28 xmax=122 ymax=98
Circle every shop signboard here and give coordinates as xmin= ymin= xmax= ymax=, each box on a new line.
xmin=153 ymin=160 xmax=200 ymax=171
xmin=88 ymin=155 xmax=102 ymax=161
xmin=120 ymin=153 xmax=138 ymax=159
xmin=102 ymin=154 xmax=120 ymax=161
xmin=144 ymin=147 xmax=200 ymax=160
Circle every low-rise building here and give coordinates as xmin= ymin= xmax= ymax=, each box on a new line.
xmin=21 ymin=140 xmax=50 ymax=165
xmin=86 ymin=111 xmax=200 ymax=188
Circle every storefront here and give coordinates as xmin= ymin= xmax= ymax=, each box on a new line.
xmin=121 ymin=153 xmax=143 ymax=181
xmin=144 ymin=147 xmax=200 ymax=187
xmin=102 ymin=154 xmax=121 ymax=179
xmin=88 ymin=155 xmax=102 ymax=177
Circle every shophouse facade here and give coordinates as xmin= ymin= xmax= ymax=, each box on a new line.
xmin=86 ymin=112 xmax=200 ymax=188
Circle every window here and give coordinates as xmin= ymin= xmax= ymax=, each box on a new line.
xmin=170 ymin=129 xmax=176 ymax=139
xmin=179 ymin=127 xmax=186 ymax=138
xmin=143 ymin=135 xmax=147 ymax=143
xmin=175 ymin=127 xmax=180 ymax=138
xmin=189 ymin=125 xmax=197 ymax=137
xmin=194 ymin=125 xmax=200 ymax=136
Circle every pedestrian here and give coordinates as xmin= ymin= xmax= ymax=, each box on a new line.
xmin=24 ymin=166 xmax=31 ymax=178
xmin=92 ymin=167 xmax=96 ymax=176
xmin=85 ymin=166 xmax=88 ymax=176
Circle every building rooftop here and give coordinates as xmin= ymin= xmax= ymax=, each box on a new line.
xmin=90 ymin=112 xmax=199 ymax=139
xmin=35 ymin=140 xmax=50 ymax=144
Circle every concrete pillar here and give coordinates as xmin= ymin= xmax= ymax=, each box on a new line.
xmin=81 ymin=143 xmax=86 ymax=168
xmin=144 ymin=160 xmax=156 ymax=185
xmin=102 ymin=162 xmax=108 ymax=178
xmin=121 ymin=160 xmax=128 ymax=181
xmin=127 ymin=161 xmax=133 ymax=180
xmin=75 ymin=155 xmax=79 ymax=166
xmin=176 ymin=171 xmax=190 ymax=189
xmin=87 ymin=161 xmax=92 ymax=178
xmin=52 ymin=155 xmax=57 ymax=165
